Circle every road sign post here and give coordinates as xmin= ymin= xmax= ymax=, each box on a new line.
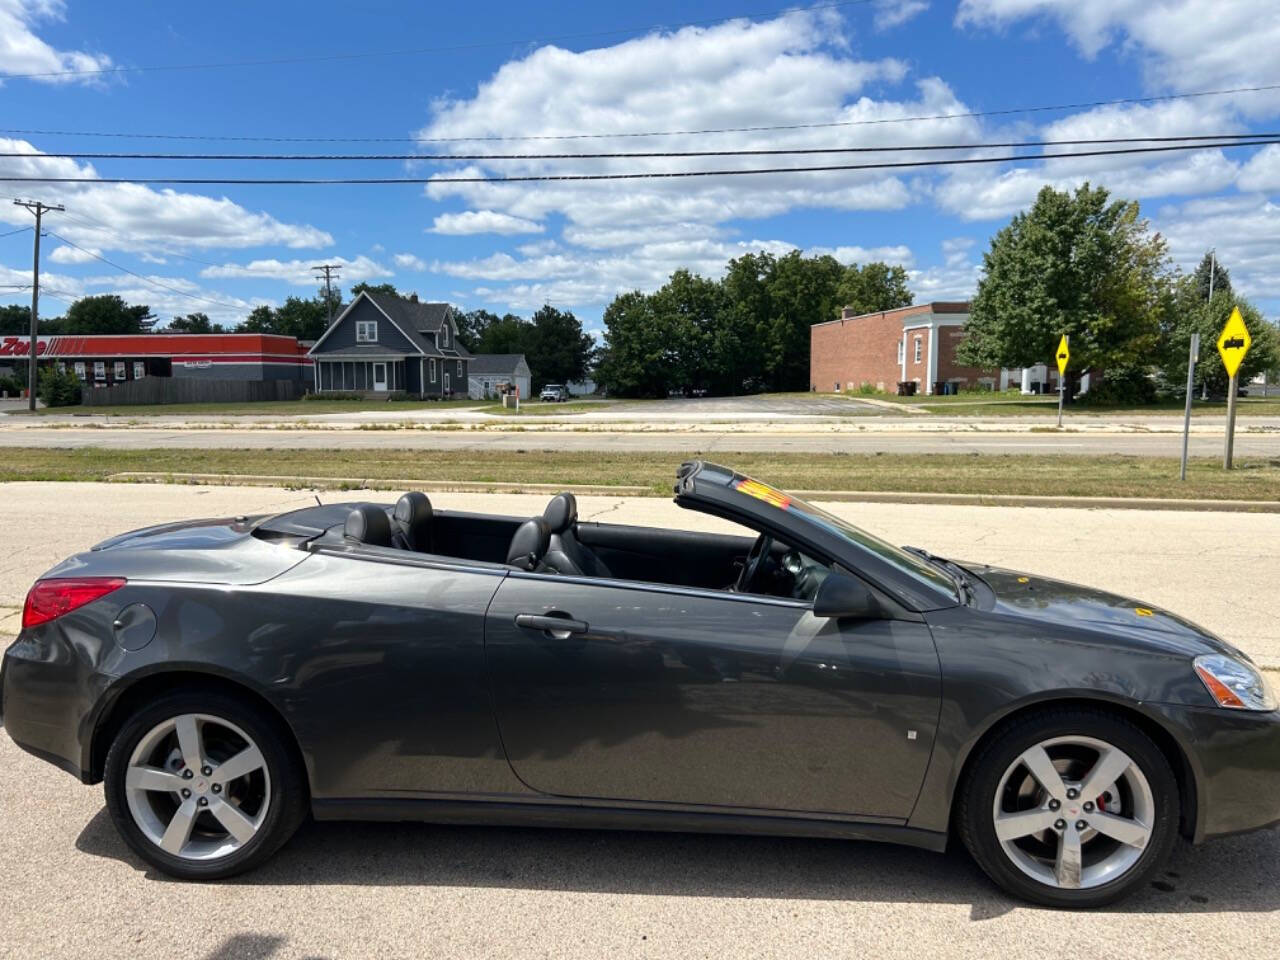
xmin=1180 ymin=332 xmax=1200 ymax=482
xmin=1216 ymin=306 xmax=1251 ymax=471
xmin=1055 ymin=335 xmax=1069 ymax=428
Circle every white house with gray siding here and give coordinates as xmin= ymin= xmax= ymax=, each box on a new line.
xmin=467 ymin=354 xmax=531 ymax=399
xmin=307 ymin=292 xmax=469 ymax=397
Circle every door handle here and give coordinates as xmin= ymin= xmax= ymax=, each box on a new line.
xmin=515 ymin=613 xmax=589 ymax=639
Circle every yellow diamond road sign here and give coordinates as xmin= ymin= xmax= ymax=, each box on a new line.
xmin=1055 ymin=335 xmax=1069 ymax=376
xmin=1217 ymin=306 xmax=1252 ymax=378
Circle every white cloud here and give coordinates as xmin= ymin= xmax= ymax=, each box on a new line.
xmin=1239 ymin=144 xmax=1280 ymax=192
xmin=0 ymin=139 xmax=333 ymax=254
xmin=1155 ymin=194 xmax=1280 ymax=299
xmin=429 ymin=210 xmax=545 ymax=235
xmin=0 ymin=1 xmax=112 ymax=84
xmin=805 ymin=244 xmax=914 ymax=266
xmin=47 ymin=243 xmax=99 ymax=264
xmin=418 ymin=14 xmax=980 ymax=233
xmin=199 ymin=255 xmax=392 ymax=285
xmin=393 ymin=252 xmax=428 ymax=270
xmin=956 ymin=1 xmax=1280 ymax=112
xmin=874 ymin=1 xmax=929 ymax=30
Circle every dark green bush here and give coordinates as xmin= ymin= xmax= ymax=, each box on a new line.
xmin=1076 ymin=372 xmax=1157 ymax=406
xmin=37 ymin=366 xmax=83 ymax=407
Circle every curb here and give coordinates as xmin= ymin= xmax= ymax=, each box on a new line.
xmin=100 ymin=472 xmax=1280 ymax=513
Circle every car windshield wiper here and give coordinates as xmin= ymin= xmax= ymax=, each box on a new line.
xmin=905 ymin=545 xmax=974 ymax=604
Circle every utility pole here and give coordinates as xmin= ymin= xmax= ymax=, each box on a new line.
xmin=13 ymin=199 xmax=64 ymax=411
xmin=312 ymin=264 xmax=342 ymax=328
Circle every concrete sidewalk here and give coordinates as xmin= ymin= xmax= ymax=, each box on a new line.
xmin=1 ymin=481 xmax=1274 ymax=666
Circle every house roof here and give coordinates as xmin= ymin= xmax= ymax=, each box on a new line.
xmin=363 ymin=292 xmax=470 ymax=358
xmin=468 ymin=353 xmax=530 ymax=376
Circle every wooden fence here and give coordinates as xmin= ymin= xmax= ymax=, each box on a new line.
xmin=82 ymin=377 xmax=303 ymax=406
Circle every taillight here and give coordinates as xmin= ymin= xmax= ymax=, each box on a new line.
xmin=22 ymin=577 xmax=126 ymax=630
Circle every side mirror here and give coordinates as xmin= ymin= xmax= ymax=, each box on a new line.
xmin=813 ymin=572 xmax=882 ymax=620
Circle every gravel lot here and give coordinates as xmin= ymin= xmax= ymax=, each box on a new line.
xmin=1 ymin=482 xmax=1277 ymax=959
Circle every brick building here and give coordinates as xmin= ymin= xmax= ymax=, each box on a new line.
xmin=810 ymin=302 xmax=1000 ymax=395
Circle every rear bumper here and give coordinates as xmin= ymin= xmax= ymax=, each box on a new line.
xmin=2 ymin=629 xmax=113 ymax=784
xmin=1147 ymin=701 xmax=1280 ymax=841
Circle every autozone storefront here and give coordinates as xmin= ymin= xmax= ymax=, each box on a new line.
xmin=0 ymin=333 xmax=312 ymax=387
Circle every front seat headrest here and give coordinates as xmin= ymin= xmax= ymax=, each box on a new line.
xmin=543 ymin=492 xmax=578 ymax=533
xmin=392 ymin=491 xmax=433 ymax=550
xmin=344 ymin=505 xmax=392 ymax=547
xmin=507 ymin=517 xmax=550 ymax=571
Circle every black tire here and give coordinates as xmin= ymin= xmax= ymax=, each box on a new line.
xmin=104 ymin=689 xmax=308 ymax=880
xmin=957 ymin=706 xmax=1180 ymax=908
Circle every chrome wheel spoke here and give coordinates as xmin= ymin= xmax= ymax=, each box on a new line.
xmin=994 ymin=807 xmax=1057 ymax=842
xmin=1079 ymin=747 xmax=1132 ymax=802
xmin=126 ymin=765 xmax=185 ymax=793
xmin=1055 ymin=829 xmax=1083 ymax=889
xmin=160 ymin=799 xmax=198 ymax=855
xmin=174 ymin=715 xmax=205 ymax=772
xmin=1018 ymin=744 xmax=1068 ymax=800
xmin=1090 ymin=811 xmax=1150 ymax=848
xmin=209 ymin=797 xmax=257 ymax=844
xmin=211 ymin=745 xmax=264 ymax=785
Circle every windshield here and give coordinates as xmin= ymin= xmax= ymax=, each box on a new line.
xmin=732 ymin=477 xmax=959 ymax=602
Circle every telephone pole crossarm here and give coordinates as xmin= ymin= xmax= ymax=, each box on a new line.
xmin=312 ymin=263 xmax=342 ymax=328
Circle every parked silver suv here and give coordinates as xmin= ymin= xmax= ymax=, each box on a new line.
xmin=539 ymin=384 xmax=569 ymax=402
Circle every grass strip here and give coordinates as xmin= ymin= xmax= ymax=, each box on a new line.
xmin=1 ymin=447 xmax=1278 ymax=501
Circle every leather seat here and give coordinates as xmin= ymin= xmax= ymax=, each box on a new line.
xmin=542 ymin=492 xmax=612 ymax=578
xmin=506 ymin=517 xmax=551 ymax=572
xmin=391 ymin=492 xmax=432 ymax=552
xmin=344 ymin=505 xmax=392 ymax=548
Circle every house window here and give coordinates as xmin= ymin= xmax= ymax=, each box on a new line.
xmin=914 ymin=337 xmax=922 ymax=364
xmin=897 ymin=340 xmax=904 ymax=364
xmin=429 ymin=358 xmax=437 ymax=381
xmin=457 ymin=360 xmax=463 ymax=377
xmin=441 ymin=324 xmax=450 ymax=348
xmin=356 ymin=320 xmax=378 ymax=343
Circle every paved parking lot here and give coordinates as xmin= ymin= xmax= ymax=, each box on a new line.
xmin=1 ymin=482 xmax=1277 ymax=958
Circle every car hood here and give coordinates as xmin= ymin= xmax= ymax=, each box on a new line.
xmin=968 ymin=564 xmax=1244 ymax=660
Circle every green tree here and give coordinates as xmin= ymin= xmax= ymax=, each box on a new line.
xmin=37 ymin=365 xmax=82 ymax=407
xmin=597 ymin=291 xmax=672 ymax=397
xmin=0 ymin=304 xmax=32 ymax=335
xmin=235 ymin=297 xmax=329 ymax=341
xmin=349 ymin=282 xmax=401 ymax=300
xmin=958 ymin=183 xmax=1167 ymax=393
xmin=763 ymin=251 xmax=847 ymax=391
xmin=166 ymin=312 xmax=226 ymax=334
xmin=1191 ymin=251 xmax=1231 ymax=302
xmin=1157 ymin=281 xmax=1279 ymax=398
xmin=524 ymin=304 xmax=594 ymax=390
xmin=648 ymin=269 xmax=725 ymax=393
xmin=472 ymin=313 xmax=532 ymax=355
xmin=237 ymin=304 xmax=275 ymax=333
xmin=61 ymin=294 xmax=152 ymax=334
xmin=456 ymin=308 xmax=502 ymax=351
xmin=835 ymin=261 xmax=913 ymax=317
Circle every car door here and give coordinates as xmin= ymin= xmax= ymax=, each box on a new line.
xmin=484 ymin=572 xmax=941 ymax=819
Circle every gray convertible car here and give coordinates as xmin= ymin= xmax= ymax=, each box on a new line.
xmin=3 ymin=461 xmax=1278 ymax=907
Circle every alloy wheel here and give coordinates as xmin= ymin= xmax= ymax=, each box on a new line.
xmin=991 ymin=734 xmax=1154 ymax=890
xmin=124 ymin=713 xmax=271 ymax=861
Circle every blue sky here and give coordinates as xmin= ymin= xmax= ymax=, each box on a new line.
xmin=2 ymin=0 xmax=1279 ymax=336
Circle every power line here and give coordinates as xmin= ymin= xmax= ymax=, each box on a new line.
xmin=8 ymin=132 xmax=1276 ymax=162
xmin=44 ymin=231 xmax=248 ymax=310
xmin=0 ymin=225 xmax=33 ymax=238
xmin=1 ymin=1 xmax=875 ymax=81
xmin=6 ymin=137 xmax=1279 ymax=185
xmin=5 ymin=83 xmax=1280 ymax=144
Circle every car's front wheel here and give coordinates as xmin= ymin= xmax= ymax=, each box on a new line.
xmin=104 ymin=690 xmax=307 ymax=880
xmin=958 ymin=707 xmax=1180 ymax=907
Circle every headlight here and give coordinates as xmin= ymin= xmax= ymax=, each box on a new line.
xmin=1193 ymin=654 xmax=1278 ymax=711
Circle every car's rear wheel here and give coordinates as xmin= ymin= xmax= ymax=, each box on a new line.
xmin=958 ymin=707 xmax=1179 ymax=908
xmin=104 ymin=690 xmax=307 ymax=880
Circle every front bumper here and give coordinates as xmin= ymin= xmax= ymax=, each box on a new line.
xmin=1147 ymin=701 xmax=1280 ymax=841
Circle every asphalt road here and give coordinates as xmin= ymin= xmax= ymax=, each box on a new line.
xmin=4 ymin=424 xmax=1280 ymax=456
xmin=2 ymin=483 xmax=1277 ymax=959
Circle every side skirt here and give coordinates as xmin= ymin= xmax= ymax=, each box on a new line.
xmin=311 ymin=797 xmax=949 ymax=853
